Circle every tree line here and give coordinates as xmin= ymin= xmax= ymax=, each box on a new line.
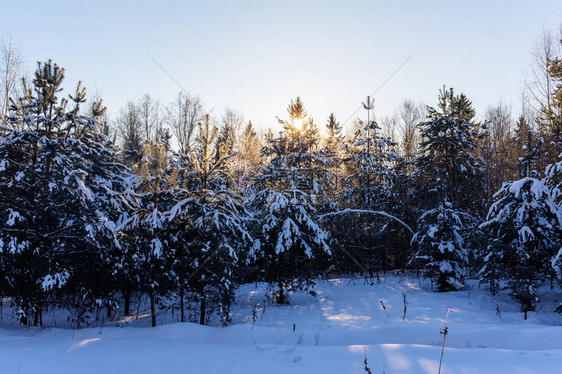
xmin=0 ymin=30 xmax=561 ymax=327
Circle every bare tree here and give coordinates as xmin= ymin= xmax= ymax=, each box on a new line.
xmin=482 ymin=100 xmax=516 ymax=198
xmin=380 ymin=115 xmax=398 ymax=141
xmin=166 ymin=91 xmax=203 ymax=155
xmin=396 ymin=99 xmax=425 ymax=162
xmin=524 ymin=26 xmax=562 ymax=169
xmin=0 ymin=33 xmax=24 ymax=126
xmin=117 ymin=101 xmax=143 ymax=159
xmin=138 ymin=93 xmax=162 ymax=145
xmin=525 ymin=28 xmax=561 ymax=130
xmin=217 ymin=108 xmax=244 ymax=157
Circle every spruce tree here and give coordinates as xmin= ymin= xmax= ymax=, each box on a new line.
xmin=324 ymin=113 xmax=344 ymax=154
xmin=252 ymin=98 xmax=333 ymax=303
xmin=479 ymin=132 xmax=562 ymax=318
xmin=411 ymin=200 xmax=468 ymax=292
xmin=250 ymin=187 xmax=331 ymax=304
xmin=415 ymin=87 xmax=485 ymax=215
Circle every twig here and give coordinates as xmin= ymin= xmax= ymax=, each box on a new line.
xmin=363 ymin=348 xmax=373 ymax=374
xmin=380 ymin=300 xmax=389 ymax=319
xmin=438 ymin=309 xmax=451 ymax=374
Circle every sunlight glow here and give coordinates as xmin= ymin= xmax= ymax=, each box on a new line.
xmin=68 ymin=338 xmax=101 ymax=351
xmin=293 ymin=118 xmax=304 ymax=131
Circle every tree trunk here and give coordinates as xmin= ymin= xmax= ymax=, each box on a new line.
xmin=20 ymin=306 xmax=27 ymax=326
xmin=180 ymin=287 xmax=185 ymax=323
xmin=199 ymin=292 xmax=206 ymax=325
xmin=124 ymin=286 xmax=131 ymax=316
xmin=33 ymin=305 xmax=39 ymax=326
xmin=150 ymin=292 xmax=156 ymax=327
xmin=136 ymin=292 xmax=142 ymax=321
xmin=277 ymin=281 xmax=288 ymax=304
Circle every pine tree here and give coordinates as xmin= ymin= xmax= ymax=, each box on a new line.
xmin=343 ymin=117 xmax=400 ymax=211
xmin=168 ymin=115 xmax=251 ymax=324
xmin=541 ymin=44 xmax=562 ymax=157
xmin=251 ymin=98 xmax=333 ymax=303
xmin=237 ymin=121 xmax=261 ymax=167
xmin=235 ymin=121 xmax=262 ymax=190
xmin=415 ymin=87 xmax=485 ymax=215
xmin=121 ymin=142 xmax=176 ymax=327
xmin=411 ymin=200 xmax=468 ymax=292
xmin=324 ymin=113 xmax=344 ymax=154
xmin=479 ymin=131 xmax=562 ymax=318
xmin=0 ymin=60 xmax=133 ymax=325
xmin=263 ymin=97 xmax=331 ymax=199
xmin=250 ymin=188 xmax=331 ymax=304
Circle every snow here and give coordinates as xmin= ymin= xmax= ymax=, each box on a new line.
xmin=427 ymin=225 xmax=439 ymax=238
xmin=6 ymin=209 xmax=22 ymax=226
xmin=1 ymin=275 xmax=562 ymax=373
xmin=41 ymin=271 xmax=70 ymax=291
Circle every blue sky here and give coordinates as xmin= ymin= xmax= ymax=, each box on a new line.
xmin=1 ymin=0 xmax=562 ymax=133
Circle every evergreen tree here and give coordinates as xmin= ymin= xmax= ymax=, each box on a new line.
xmin=324 ymin=113 xmax=344 ymax=154
xmin=0 ymin=60 xmax=133 ymax=325
xmin=252 ymin=98 xmax=333 ymax=303
xmin=343 ymin=120 xmax=399 ymax=209
xmin=335 ymin=106 xmax=404 ymax=274
xmin=237 ymin=121 xmax=261 ymax=167
xmin=250 ymin=188 xmax=331 ymax=304
xmin=120 ymin=142 xmax=176 ymax=327
xmin=479 ymin=132 xmax=562 ymax=318
xmin=263 ymin=97 xmax=331 ymax=200
xmin=540 ymin=43 xmax=562 ymax=159
xmin=411 ymin=200 xmax=468 ymax=292
xmin=415 ymin=87 xmax=485 ymax=215
xmin=169 ymin=115 xmax=251 ymax=324
xmin=235 ymin=121 xmax=262 ymax=191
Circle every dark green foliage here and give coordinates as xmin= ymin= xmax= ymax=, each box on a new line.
xmin=0 ymin=60 xmax=132 ymax=325
xmin=411 ymin=201 xmax=468 ymax=292
xmin=416 ymin=87 xmax=486 ymax=215
xmin=479 ymin=134 xmax=562 ymax=317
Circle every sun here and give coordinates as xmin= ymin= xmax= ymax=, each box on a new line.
xmin=293 ymin=117 xmax=305 ymax=131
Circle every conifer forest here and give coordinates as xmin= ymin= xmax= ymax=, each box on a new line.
xmin=2 ymin=4 xmax=562 ymax=373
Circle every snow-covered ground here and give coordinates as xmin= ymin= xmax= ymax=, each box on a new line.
xmin=1 ymin=274 xmax=562 ymax=373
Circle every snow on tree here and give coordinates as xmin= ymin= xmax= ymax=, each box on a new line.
xmin=250 ymin=187 xmax=331 ymax=304
xmin=544 ymin=158 xmax=562 ymax=310
xmin=545 ymin=159 xmax=562 ymax=206
xmin=343 ymin=119 xmax=400 ymax=209
xmin=415 ymin=87 xmax=485 ymax=215
xmin=168 ymin=115 xmax=251 ymax=324
xmin=261 ymin=97 xmax=334 ymax=210
xmin=0 ymin=60 xmax=134 ymax=325
xmin=119 ymin=142 xmax=176 ymax=327
xmin=480 ymin=132 xmax=562 ymax=318
xmin=411 ymin=200 xmax=468 ymax=292
xmin=333 ymin=115 xmax=406 ymax=273
xmin=251 ymin=98 xmax=333 ymax=303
